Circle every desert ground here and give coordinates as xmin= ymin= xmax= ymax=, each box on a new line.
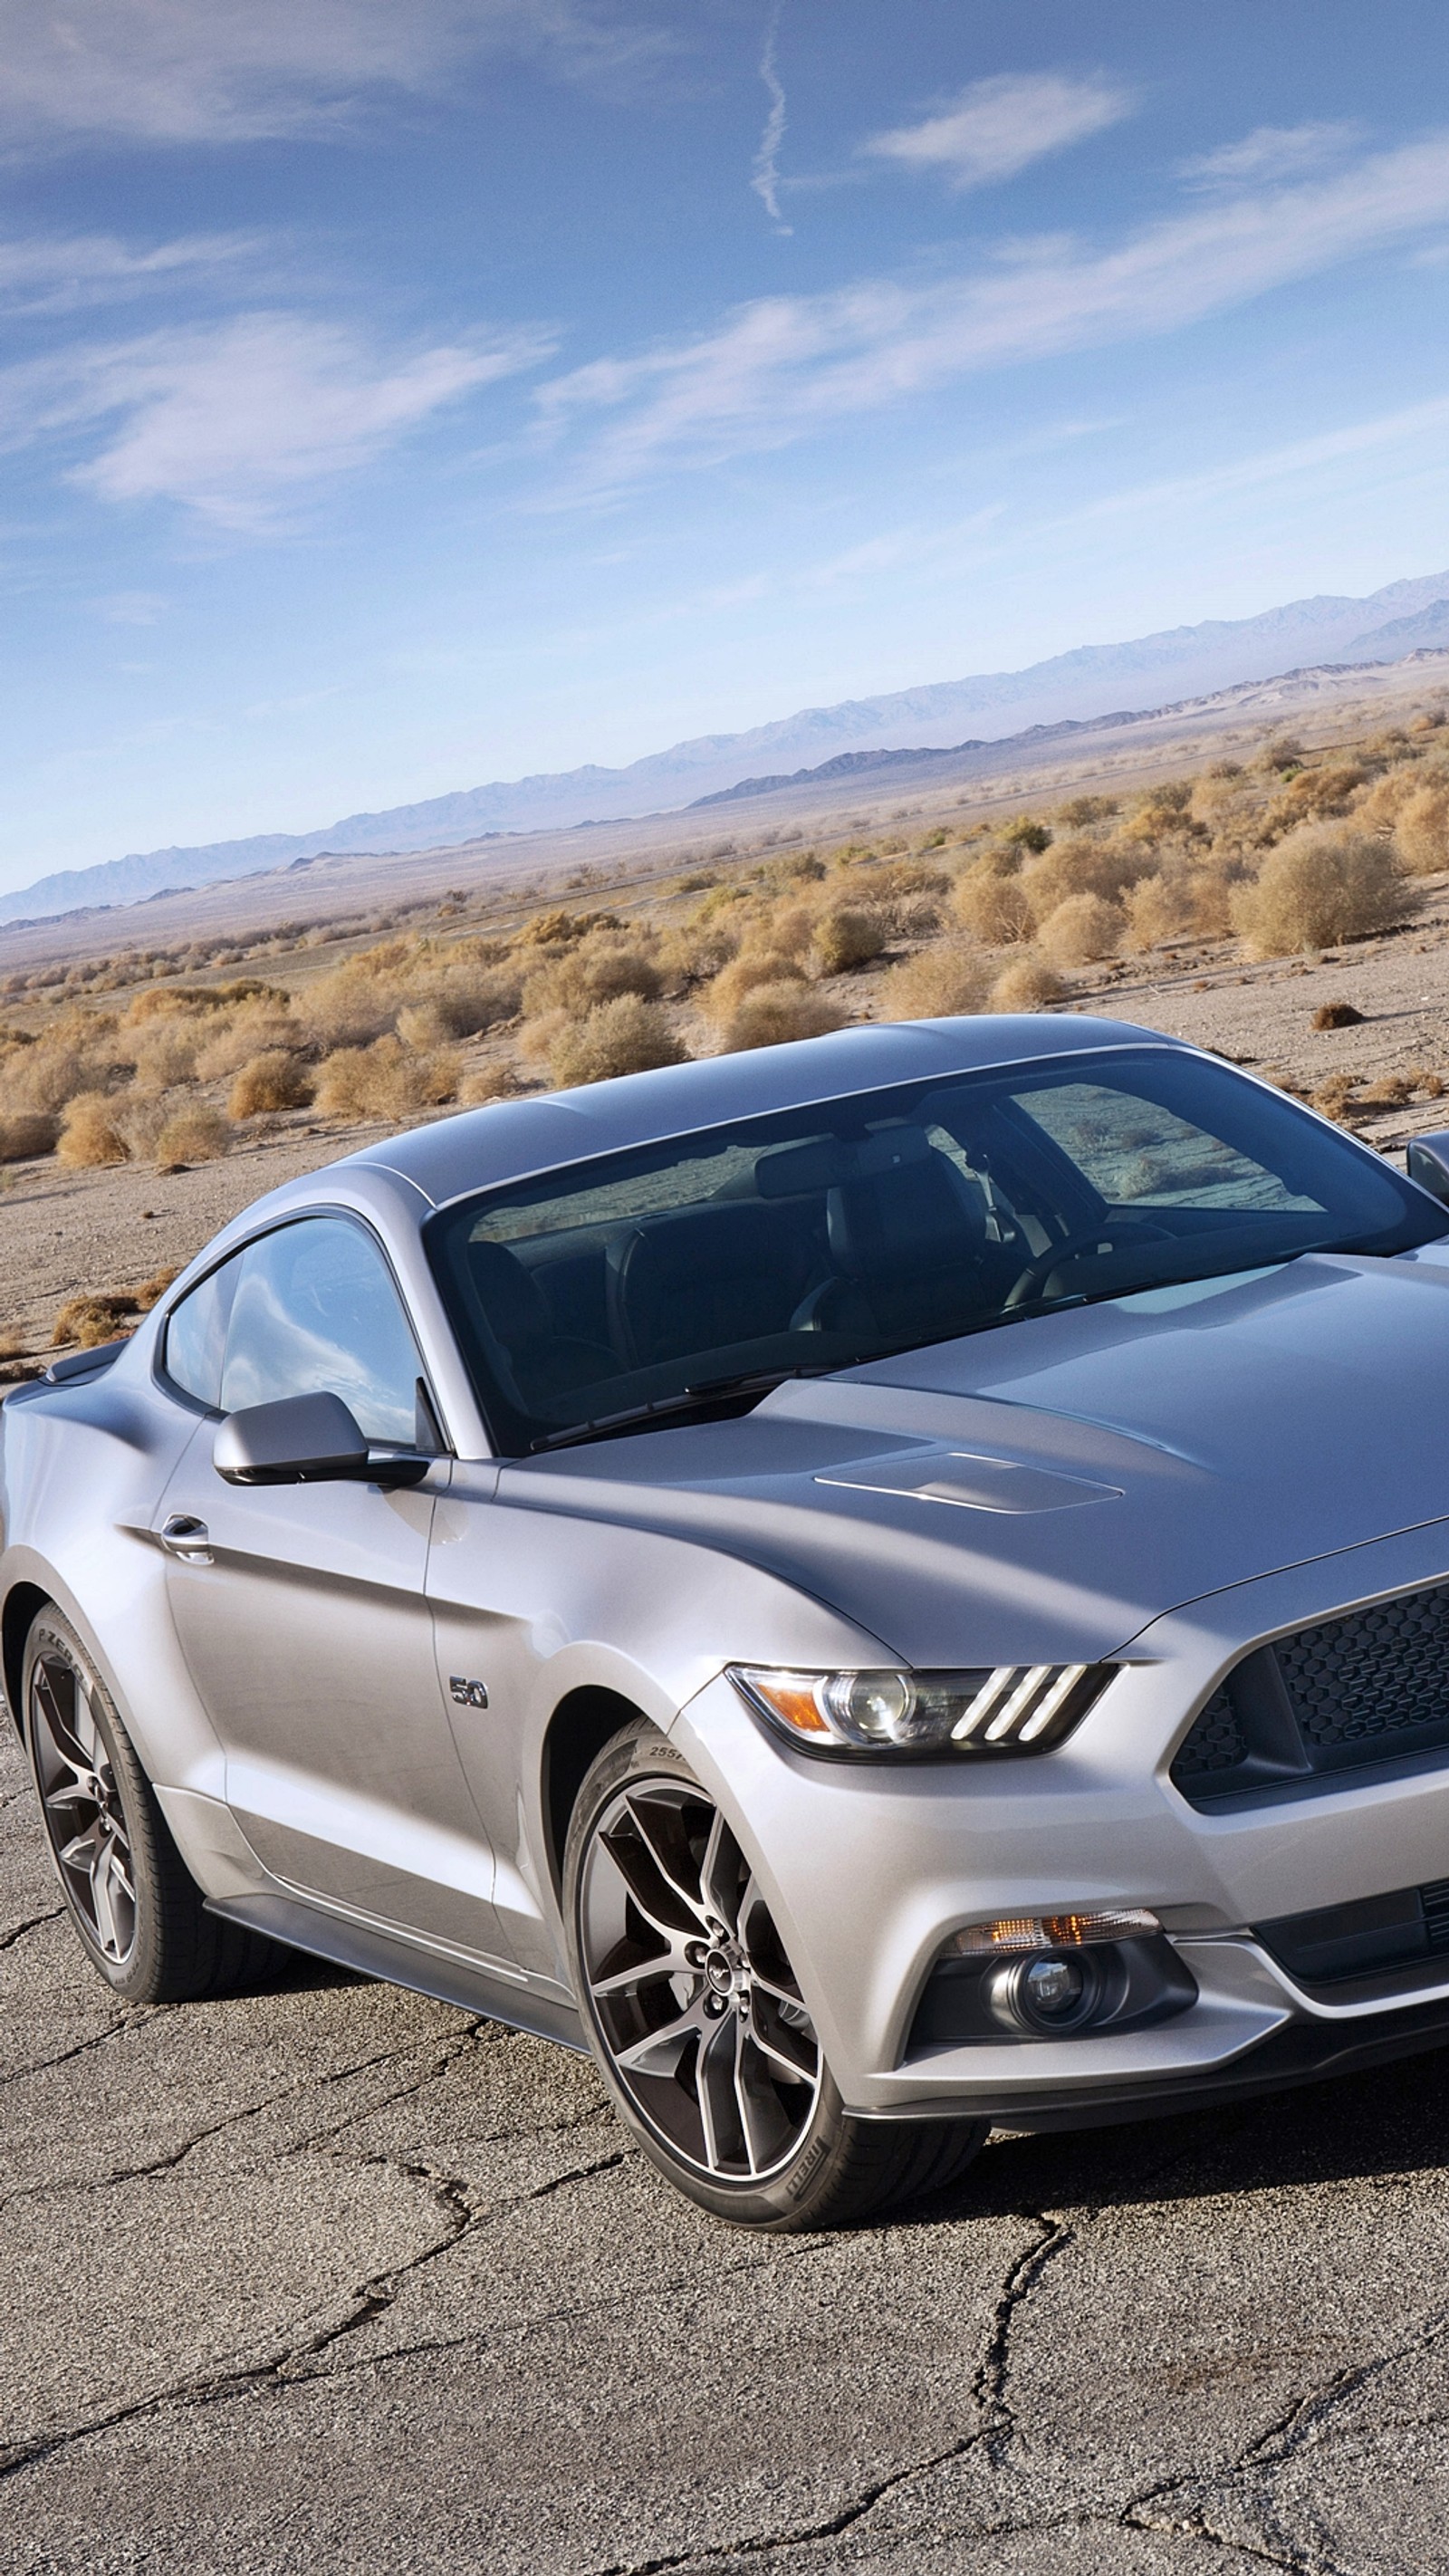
xmin=5 ymin=663 xmax=1449 ymax=2571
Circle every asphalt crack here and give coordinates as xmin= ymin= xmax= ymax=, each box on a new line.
xmin=973 ymin=2209 xmax=1075 ymax=2466
xmin=0 ymin=2021 xmax=494 ymax=2215
xmin=0 ymin=1905 xmax=63 ymax=1952
xmin=0 ymin=2134 xmax=642 ymax=2483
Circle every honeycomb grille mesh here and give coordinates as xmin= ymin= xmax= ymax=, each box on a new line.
xmin=1175 ymin=1687 xmax=1247 ymax=1777
xmin=1276 ymin=1591 xmax=1449 ymax=1748
xmin=1174 ymin=1583 xmax=1449 ymax=1801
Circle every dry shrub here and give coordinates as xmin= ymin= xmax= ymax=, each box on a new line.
xmin=1357 ymin=1072 xmax=1417 ymax=1108
xmin=0 ymin=1111 xmax=57 ymax=1162
xmin=301 ymin=956 xmax=406 ymax=1047
xmin=394 ymin=1001 xmax=457 ymax=1050
xmin=1123 ymin=860 xmax=1236 ymax=950
xmin=50 ymin=1264 xmax=179 ymax=1349
xmin=521 ymin=941 xmax=661 ymax=1023
xmin=699 ymin=950 xmax=808 ymax=1024
xmin=548 ymin=995 xmax=686 ymax=1087
xmin=53 ymin=1292 xmax=136 ymax=1348
xmin=134 ymin=1265 xmax=181 ymax=1311
xmin=953 ymin=862 xmax=1035 ymax=945
xmin=1035 ymin=891 xmax=1126 ymax=966
xmin=1231 ymin=827 xmax=1415 ymax=956
xmin=1056 ymin=794 xmax=1118 ymax=827
xmin=1311 ymin=999 xmax=1365 ymax=1031
xmin=1258 ymin=765 xmax=1367 ymax=842
xmin=811 ymin=906 xmax=889 ymax=976
xmin=192 ymin=1005 xmax=302 ymax=1080
xmin=657 ymin=919 xmax=740 ymax=989
xmin=986 ymin=955 xmax=1067 ymax=1012
xmin=878 ymin=941 xmax=992 ymax=1020
xmin=514 ymin=908 xmax=591 ymax=948
xmin=1310 ymin=1072 xmax=1361 ymax=1122
xmin=57 ymin=1091 xmax=129 ymax=1168
xmin=1257 ymin=735 xmax=1305 ymax=773
xmin=1002 ymin=816 xmax=1051 ymax=852
xmin=1395 ymin=784 xmax=1449 ymax=876
xmin=716 ymin=983 xmax=847 ymax=1053
xmin=155 ymin=1106 xmax=233 ymax=1172
xmin=229 ymin=1051 xmax=314 ymax=1118
xmin=126 ymin=1022 xmax=201 ymax=1091
xmin=1020 ymin=837 xmax=1145 ymax=919
xmin=314 ymin=1036 xmax=459 ymax=1121
xmin=1123 ymin=874 xmax=1188 ymax=951
xmin=2 ymin=1043 xmax=97 ymax=1115
xmin=403 ymin=960 xmax=523 ymax=1037
xmin=459 ymin=1063 xmax=520 ymax=1106
xmin=1355 ymin=767 xmax=1428 ymax=830
xmin=1188 ymin=770 xmax=1252 ymax=831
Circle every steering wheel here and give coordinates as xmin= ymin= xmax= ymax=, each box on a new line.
xmin=1003 ymin=1219 xmax=1175 ymax=1311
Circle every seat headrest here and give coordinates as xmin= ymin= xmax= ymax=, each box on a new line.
xmin=828 ymin=1153 xmax=987 ymax=1277
xmin=465 ymin=1239 xmax=550 ymax=1351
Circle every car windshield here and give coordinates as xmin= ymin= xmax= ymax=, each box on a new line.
xmin=425 ymin=1044 xmax=1444 ymax=1455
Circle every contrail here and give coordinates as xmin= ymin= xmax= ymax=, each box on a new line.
xmin=751 ymin=0 xmax=792 ymax=234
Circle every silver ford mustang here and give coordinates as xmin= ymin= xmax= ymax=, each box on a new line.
xmin=12 ymin=1014 xmax=1449 ymax=2229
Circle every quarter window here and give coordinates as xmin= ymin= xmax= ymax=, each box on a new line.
xmin=163 ymin=1254 xmax=241 ymax=1410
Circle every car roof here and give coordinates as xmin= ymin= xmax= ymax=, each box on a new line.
xmin=340 ymin=1012 xmax=1194 ymax=1211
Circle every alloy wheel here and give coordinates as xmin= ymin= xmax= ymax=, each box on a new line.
xmin=29 ymin=1648 xmax=138 ymax=1966
xmin=576 ymin=1777 xmax=822 ymax=2184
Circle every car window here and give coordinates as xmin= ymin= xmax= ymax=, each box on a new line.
xmin=426 ymin=1044 xmax=1443 ymax=1456
xmin=1010 ymin=1080 xmax=1321 ymax=1214
xmin=218 ymin=1217 xmax=425 ymax=1446
xmin=164 ymin=1254 xmax=242 ymax=1409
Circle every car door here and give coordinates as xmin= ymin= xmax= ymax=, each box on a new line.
xmin=153 ymin=1212 xmax=513 ymax=1966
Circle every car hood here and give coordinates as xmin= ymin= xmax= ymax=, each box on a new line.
xmin=498 ymin=1252 xmax=1449 ymax=1666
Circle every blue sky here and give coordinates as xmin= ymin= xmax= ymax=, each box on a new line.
xmin=4 ymin=1 xmax=1449 ymax=889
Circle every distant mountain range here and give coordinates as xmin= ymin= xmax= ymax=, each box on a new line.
xmin=7 ymin=568 xmax=1449 ymax=927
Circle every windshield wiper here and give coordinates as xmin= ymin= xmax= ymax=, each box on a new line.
xmin=526 ymin=1364 xmax=832 ymax=1454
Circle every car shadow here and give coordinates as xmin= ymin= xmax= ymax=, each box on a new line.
xmin=913 ymin=2043 xmax=1449 ymax=2224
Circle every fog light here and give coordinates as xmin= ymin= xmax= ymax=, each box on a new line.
xmin=1022 ymin=1956 xmax=1083 ymax=2015
xmin=987 ymin=1950 xmax=1103 ymax=2034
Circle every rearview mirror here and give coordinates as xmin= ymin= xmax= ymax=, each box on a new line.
xmin=212 ymin=1391 xmax=430 ymax=1488
xmin=1406 ymin=1132 xmax=1449 ymax=1213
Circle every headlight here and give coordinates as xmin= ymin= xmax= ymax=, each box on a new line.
xmin=728 ymin=1662 xmax=1112 ymax=1759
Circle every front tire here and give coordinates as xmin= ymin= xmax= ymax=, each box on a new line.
xmin=23 ymin=1606 xmax=283 ymax=2004
xmin=562 ymin=1721 xmax=986 ymax=2230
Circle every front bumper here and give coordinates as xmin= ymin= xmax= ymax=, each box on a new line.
xmin=671 ymin=1515 xmax=1449 ymax=2127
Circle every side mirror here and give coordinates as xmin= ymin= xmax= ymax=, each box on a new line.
xmin=1406 ymin=1132 xmax=1449 ymax=1213
xmin=212 ymin=1391 xmax=431 ymax=1488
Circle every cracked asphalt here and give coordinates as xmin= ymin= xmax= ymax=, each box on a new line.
xmin=5 ymin=1730 xmax=1449 ymax=2575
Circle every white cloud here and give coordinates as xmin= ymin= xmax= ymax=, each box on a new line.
xmin=1180 ymin=122 xmax=1360 ymax=192
xmin=0 ymin=0 xmax=668 ymax=148
xmin=539 ymin=135 xmax=1449 ymax=491
xmin=751 ymin=1 xmax=791 ymax=234
xmin=861 ymin=71 xmax=1132 ymax=191
xmin=0 ymin=229 xmax=252 ymax=316
xmin=0 ymin=313 xmax=552 ymax=527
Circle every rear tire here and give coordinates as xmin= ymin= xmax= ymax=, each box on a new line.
xmin=23 ymin=1606 xmax=286 ymax=2004
xmin=562 ymin=1720 xmax=987 ymax=2230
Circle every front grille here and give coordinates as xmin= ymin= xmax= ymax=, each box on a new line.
xmin=1173 ymin=1583 xmax=1449 ymax=1807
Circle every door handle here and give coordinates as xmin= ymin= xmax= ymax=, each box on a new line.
xmin=159 ymin=1513 xmax=214 ymax=1565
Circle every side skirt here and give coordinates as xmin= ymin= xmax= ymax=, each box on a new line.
xmin=206 ymin=1891 xmax=590 ymax=2053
